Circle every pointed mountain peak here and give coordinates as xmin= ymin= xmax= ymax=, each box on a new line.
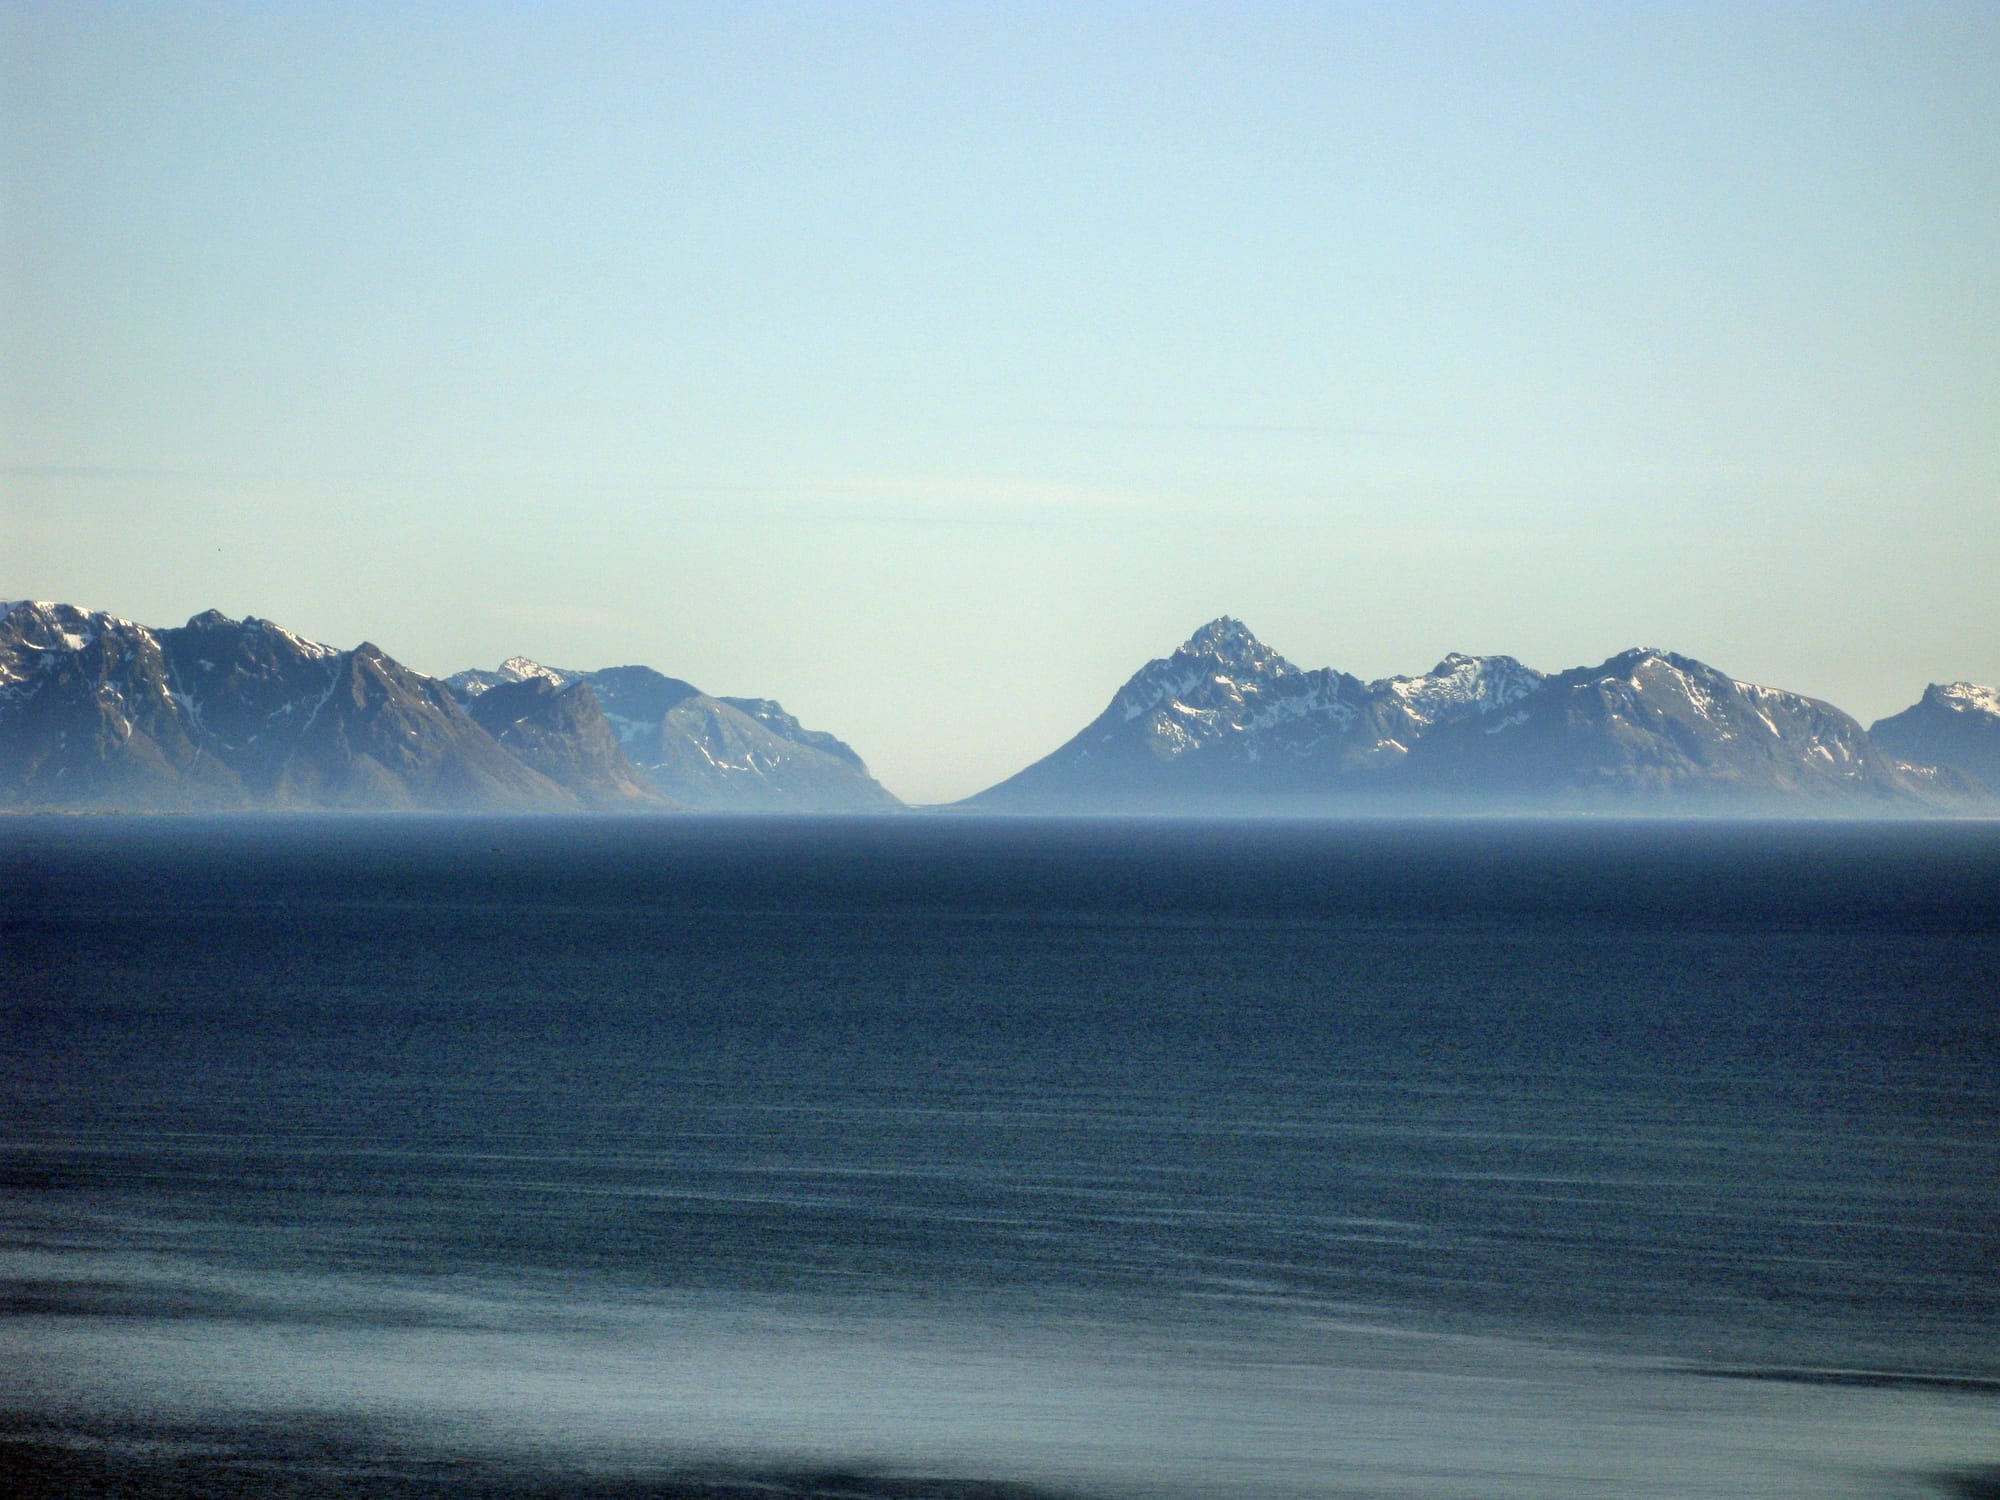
xmin=1094 ymin=619 xmax=1311 ymax=736
xmin=1183 ymin=615 xmax=1259 ymax=653
xmin=1177 ymin=617 xmax=1293 ymax=676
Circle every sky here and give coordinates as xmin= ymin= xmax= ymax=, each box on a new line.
xmin=4 ymin=2 xmax=1996 ymax=804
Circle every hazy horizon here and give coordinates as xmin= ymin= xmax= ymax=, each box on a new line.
xmin=6 ymin=3 xmax=1996 ymax=803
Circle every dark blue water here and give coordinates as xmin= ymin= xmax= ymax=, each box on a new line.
xmin=3 ymin=817 xmax=1998 ymax=1498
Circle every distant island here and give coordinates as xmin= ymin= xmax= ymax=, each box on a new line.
xmin=3 ymin=601 xmax=1997 ymax=815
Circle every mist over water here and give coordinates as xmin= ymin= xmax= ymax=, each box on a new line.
xmin=4 ymin=817 xmax=1998 ymax=1498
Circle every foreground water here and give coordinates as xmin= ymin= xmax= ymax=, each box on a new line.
xmin=3 ymin=816 xmax=1997 ymax=1498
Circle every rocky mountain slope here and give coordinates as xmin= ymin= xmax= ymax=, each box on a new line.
xmin=8 ymin=602 xmax=1988 ymax=817
xmin=1397 ymin=648 xmax=1933 ymax=811
xmin=0 ymin=603 xmax=580 ymax=811
xmin=967 ymin=618 xmax=1978 ymax=815
xmin=446 ymin=659 xmax=898 ymax=812
xmin=1869 ymin=683 xmax=2000 ymax=797
xmin=969 ymin=618 xmax=1544 ymax=811
xmin=460 ymin=675 xmax=663 ymax=810
xmin=0 ymin=603 xmax=894 ymax=813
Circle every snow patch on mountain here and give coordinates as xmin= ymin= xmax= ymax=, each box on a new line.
xmin=1094 ymin=621 xmax=1542 ymax=768
xmin=1932 ymin=682 xmax=2000 ymax=717
xmin=1378 ymin=652 xmax=1544 ymax=727
xmin=263 ymin=621 xmax=340 ymax=661
xmin=1108 ymin=652 xmax=1361 ymax=765
xmin=502 ymin=656 xmax=574 ymax=687
xmin=449 ymin=657 xmax=579 ymax=697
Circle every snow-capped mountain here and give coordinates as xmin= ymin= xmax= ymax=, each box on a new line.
xmin=0 ymin=602 xmax=905 ymax=814
xmin=446 ymin=655 xmax=582 ymax=696
xmin=0 ymin=602 xmax=907 ymax=813
xmin=1380 ymin=652 xmax=1547 ymax=733
xmin=446 ymin=660 xmax=898 ymax=812
xmin=969 ymin=618 xmax=1546 ymax=811
xmin=0 ymin=603 xmax=581 ymax=810
xmin=1091 ymin=617 xmax=1371 ymax=762
xmin=7 ymin=601 xmax=1988 ymax=817
xmin=1399 ymin=648 xmax=1931 ymax=809
xmin=1870 ymin=683 xmax=2000 ymax=797
xmin=967 ymin=620 xmax=1971 ymax=814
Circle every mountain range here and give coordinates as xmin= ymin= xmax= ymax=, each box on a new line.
xmin=966 ymin=617 xmax=1998 ymax=816
xmin=0 ymin=602 xmax=892 ymax=813
xmin=3 ymin=602 xmax=1996 ymax=815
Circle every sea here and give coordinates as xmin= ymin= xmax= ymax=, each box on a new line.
xmin=2 ymin=815 xmax=1996 ymax=1500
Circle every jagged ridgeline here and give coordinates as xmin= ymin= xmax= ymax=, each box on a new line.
xmin=962 ymin=617 xmax=2000 ymax=815
xmin=4 ymin=602 xmax=1996 ymax=815
xmin=0 ymin=603 xmax=896 ymax=813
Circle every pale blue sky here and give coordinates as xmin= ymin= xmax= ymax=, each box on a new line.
xmin=5 ymin=2 xmax=1995 ymax=802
